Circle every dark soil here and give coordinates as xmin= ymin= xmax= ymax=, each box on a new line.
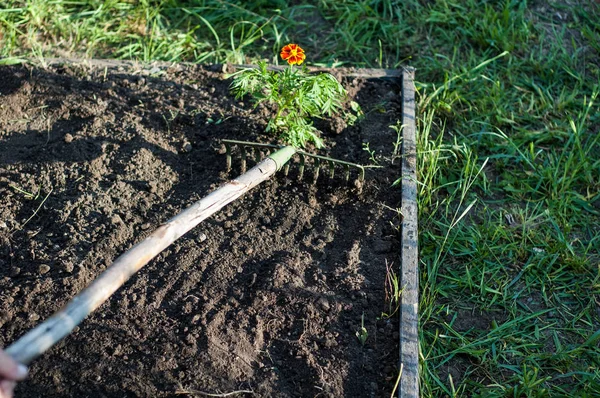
xmin=0 ymin=60 xmax=404 ymax=397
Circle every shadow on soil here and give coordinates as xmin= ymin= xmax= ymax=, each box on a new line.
xmin=1 ymin=62 xmax=403 ymax=397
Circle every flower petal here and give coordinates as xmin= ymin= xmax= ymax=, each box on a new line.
xmin=280 ymin=44 xmax=305 ymax=65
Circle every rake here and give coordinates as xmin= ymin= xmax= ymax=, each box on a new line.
xmin=222 ymin=139 xmax=365 ymax=183
xmin=6 ymin=140 xmax=366 ymax=365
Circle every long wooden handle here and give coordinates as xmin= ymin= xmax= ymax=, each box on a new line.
xmin=6 ymin=146 xmax=296 ymax=365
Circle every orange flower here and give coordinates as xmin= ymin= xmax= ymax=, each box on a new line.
xmin=280 ymin=44 xmax=306 ymax=66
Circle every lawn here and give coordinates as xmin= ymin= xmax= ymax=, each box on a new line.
xmin=1 ymin=0 xmax=599 ymax=396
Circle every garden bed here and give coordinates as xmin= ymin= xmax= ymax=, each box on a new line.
xmin=0 ymin=60 xmax=406 ymax=397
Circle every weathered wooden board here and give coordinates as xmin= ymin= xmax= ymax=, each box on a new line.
xmin=39 ymin=58 xmax=403 ymax=79
xmin=235 ymin=64 xmax=403 ymax=78
xmin=399 ymin=67 xmax=419 ymax=397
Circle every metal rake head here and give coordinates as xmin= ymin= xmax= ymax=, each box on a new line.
xmin=222 ymin=139 xmax=365 ymax=183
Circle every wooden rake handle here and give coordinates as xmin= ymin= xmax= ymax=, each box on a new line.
xmin=6 ymin=146 xmax=296 ymax=365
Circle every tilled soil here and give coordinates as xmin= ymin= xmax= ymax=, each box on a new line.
xmin=0 ymin=60 xmax=403 ymax=397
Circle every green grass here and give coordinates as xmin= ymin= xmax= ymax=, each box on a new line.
xmin=2 ymin=0 xmax=600 ymax=396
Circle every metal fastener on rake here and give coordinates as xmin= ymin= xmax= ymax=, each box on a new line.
xmin=222 ymin=139 xmax=366 ymax=183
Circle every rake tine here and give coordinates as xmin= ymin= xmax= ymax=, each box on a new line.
xmin=254 ymin=147 xmax=262 ymax=164
xmin=240 ymin=145 xmax=247 ymax=173
xmin=225 ymin=142 xmax=232 ymax=171
xmin=298 ymin=153 xmax=305 ymax=181
xmin=313 ymin=158 xmax=321 ymax=184
xmin=221 ymin=139 xmax=367 ymax=184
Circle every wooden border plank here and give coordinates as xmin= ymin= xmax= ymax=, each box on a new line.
xmin=37 ymin=58 xmax=404 ymax=79
xmin=399 ymin=67 xmax=419 ymax=397
xmin=234 ymin=64 xmax=403 ymax=78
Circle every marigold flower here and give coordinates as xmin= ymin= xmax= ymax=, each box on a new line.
xmin=280 ymin=44 xmax=306 ymax=66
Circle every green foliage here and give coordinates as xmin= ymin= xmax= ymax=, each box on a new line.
xmin=0 ymin=0 xmax=285 ymax=62
xmin=356 ymin=312 xmax=368 ymax=345
xmin=230 ymin=61 xmax=346 ymax=148
xmin=381 ymin=260 xmax=401 ymax=318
